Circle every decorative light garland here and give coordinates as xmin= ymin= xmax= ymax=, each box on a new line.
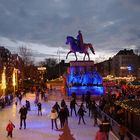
xmin=115 ymin=99 xmax=140 ymax=115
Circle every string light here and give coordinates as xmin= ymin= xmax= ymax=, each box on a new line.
xmin=1 ymin=66 xmax=6 ymax=90
xmin=115 ymin=99 xmax=140 ymax=115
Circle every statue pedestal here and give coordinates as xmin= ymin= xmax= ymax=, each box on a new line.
xmin=66 ymin=61 xmax=104 ymax=96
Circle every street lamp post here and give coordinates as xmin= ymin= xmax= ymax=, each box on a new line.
xmin=57 ymin=48 xmax=61 ymax=78
xmin=37 ymin=67 xmax=46 ymax=83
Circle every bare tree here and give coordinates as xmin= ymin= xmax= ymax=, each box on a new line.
xmin=18 ymin=46 xmax=36 ymax=88
xmin=39 ymin=58 xmax=57 ymax=67
xmin=134 ymin=46 xmax=140 ymax=55
xmin=38 ymin=58 xmax=58 ymax=80
xmin=19 ymin=46 xmax=34 ymax=66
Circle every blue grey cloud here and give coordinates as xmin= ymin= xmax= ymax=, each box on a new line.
xmin=0 ymin=0 xmax=140 ymax=61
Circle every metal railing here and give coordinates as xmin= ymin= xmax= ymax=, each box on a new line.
xmin=96 ymin=104 xmax=140 ymax=140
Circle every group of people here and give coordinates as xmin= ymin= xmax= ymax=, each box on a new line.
xmin=5 ymin=87 xmax=111 ymax=139
xmin=49 ymin=92 xmax=99 ymax=130
xmin=50 ymin=101 xmax=68 ymax=130
xmin=96 ymin=85 xmax=136 ymax=140
xmin=6 ymin=105 xmax=28 ymax=138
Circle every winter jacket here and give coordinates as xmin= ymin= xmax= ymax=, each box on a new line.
xmin=19 ymin=106 xmax=27 ymax=119
xmin=78 ymin=107 xmax=86 ymax=116
xmin=95 ymin=131 xmax=107 ymax=140
xmin=6 ymin=123 xmax=15 ymax=132
xmin=50 ymin=109 xmax=58 ymax=120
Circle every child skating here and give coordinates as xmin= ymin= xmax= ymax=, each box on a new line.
xmin=6 ymin=120 xmax=15 ymax=138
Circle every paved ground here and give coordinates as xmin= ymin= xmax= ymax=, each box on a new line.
xmin=0 ymin=92 xmax=118 ymax=140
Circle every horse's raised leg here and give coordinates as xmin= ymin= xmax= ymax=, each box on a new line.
xmin=66 ymin=51 xmax=72 ymax=59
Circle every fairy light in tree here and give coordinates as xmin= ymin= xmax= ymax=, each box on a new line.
xmin=13 ymin=68 xmax=18 ymax=95
xmin=13 ymin=68 xmax=16 ymax=86
xmin=1 ymin=66 xmax=6 ymax=95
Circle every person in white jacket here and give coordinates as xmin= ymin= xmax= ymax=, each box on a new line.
xmin=50 ymin=107 xmax=58 ymax=130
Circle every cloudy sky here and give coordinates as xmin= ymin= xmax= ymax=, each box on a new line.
xmin=0 ymin=0 xmax=140 ymax=63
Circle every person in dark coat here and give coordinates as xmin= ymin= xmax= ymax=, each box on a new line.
xmin=58 ymin=107 xmax=67 ymax=128
xmin=85 ymin=92 xmax=91 ymax=108
xmin=87 ymin=99 xmax=92 ymax=117
xmin=25 ymin=100 xmax=31 ymax=111
xmin=78 ymin=103 xmax=86 ymax=124
xmin=53 ymin=102 xmax=60 ymax=113
xmin=18 ymin=93 xmax=22 ymax=105
xmin=60 ymin=99 xmax=66 ymax=108
xmin=91 ymin=100 xmax=96 ymax=118
xmin=72 ymin=92 xmax=77 ymax=101
xmin=19 ymin=105 xmax=27 ymax=129
xmin=64 ymin=105 xmax=69 ymax=123
xmin=70 ymin=98 xmax=78 ymax=117
xmin=37 ymin=102 xmax=42 ymax=116
xmin=81 ymin=93 xmax=85 ymax=103
xmin=93 ymin=107 xmax=98 ymax=126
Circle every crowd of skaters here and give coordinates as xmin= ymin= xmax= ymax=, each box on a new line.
xmin=4 ymin=87 xmax=114 ymax=140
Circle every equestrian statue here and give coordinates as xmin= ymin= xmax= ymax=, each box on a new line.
xmin=66 ymin=30 xmax=95 ymax=61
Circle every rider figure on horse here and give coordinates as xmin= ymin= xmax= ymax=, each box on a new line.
xmin=76 ymin=30 xmax=84 ymax=50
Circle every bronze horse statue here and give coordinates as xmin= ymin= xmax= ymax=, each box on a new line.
xmin=66 ymin=36 xmax=95 ymax=61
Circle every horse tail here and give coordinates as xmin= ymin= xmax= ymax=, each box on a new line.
xmin=88 ymin=44 xmax=95 ymax=54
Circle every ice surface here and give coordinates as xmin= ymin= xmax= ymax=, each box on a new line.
xmin=0 ymin=93 xmax=117 ymax=140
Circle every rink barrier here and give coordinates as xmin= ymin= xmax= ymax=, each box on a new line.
xmin=96 ymin=104 xmax=140 ymax=140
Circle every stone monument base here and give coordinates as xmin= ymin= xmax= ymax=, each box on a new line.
xmin=66 ymin=61 xmax=104 ymax=96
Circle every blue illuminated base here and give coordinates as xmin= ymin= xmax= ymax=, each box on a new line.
xmin=66 ymin=61 xmax=104 ymax=96
xmin=67 ymin=86 xmax=104 ymax=96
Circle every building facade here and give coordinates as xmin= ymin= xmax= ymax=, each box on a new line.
xmin=95 ymin=49 xmax=140 ymax=79
xmin=0 ymin=46 xmax=24 ymax=95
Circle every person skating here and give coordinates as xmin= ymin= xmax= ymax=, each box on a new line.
xmin=93 ymin=107 xmax=98 ymax=126
xmin=87 ymin=99 xmax=92 ymax=117
xmin=19 ymin=105 xmax=28 ymax=129
xmin=18 ymin=93 xmax=22 ymax=105
xmin=50 ymin=107 xmax=58 ymax=130
xmin=26 ymin=100 xmax=31 ymax=111
xmin=64 ymin=105 xmax=69 ymax=123
xmin=81 ymin=93 xmax=85 ymax=103
xmin=53 ymin=102 xmax=60 ymax=113
xmin=61 ymin=99 xmax=66 ymax=108
xmin=37 ymin=102 xmax=42 ymax=116
xmin=85 ymin=92 xmax=91 ymax=108
xmin=58 ymin=107 xmax=67 ymax=128
xmin=6 ymin=120 xmax=15 ymax=138
xmin=91 ymin=100 xmax=96 ymax=118
xmin=15 ymin=95 xmax=18 ymax=106
xmin=78 ymin=103 xmax=86 ymax=124
xmin=70 ymin=98 xmax=78 ymax=117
